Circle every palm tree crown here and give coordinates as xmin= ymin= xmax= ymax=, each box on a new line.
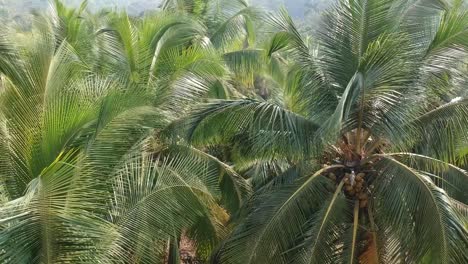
xmin=184 ymin=0 xmax=468 ymax=263
xmin=0 ymin=0 xmax=466 ymax=263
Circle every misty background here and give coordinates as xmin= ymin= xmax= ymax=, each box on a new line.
xmin=0 ymin=0 xmax=332 ymax=26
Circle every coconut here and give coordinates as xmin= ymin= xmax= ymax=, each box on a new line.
xmin=328 ymin=173 xmax=337 ymax=181
xmin=358 ymin=193 xmax=368 ymax=200
xmin=345 ymin=185 xmax=353 ymax=191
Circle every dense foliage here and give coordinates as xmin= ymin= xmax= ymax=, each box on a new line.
xmin=0 ymin=0 xmax=467 ymax=263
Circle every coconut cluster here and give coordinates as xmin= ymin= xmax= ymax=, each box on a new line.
xmin=327 ymin=171 xmax=369 ymax=208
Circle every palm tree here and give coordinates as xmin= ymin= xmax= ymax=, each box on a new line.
xmin=0 ymin=1 xmax=249 ymax=263
xmin=183 ymin=0 xmax=468 ymax=263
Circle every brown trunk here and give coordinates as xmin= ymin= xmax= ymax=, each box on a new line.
xmin=358 ymin=231 xmax=380 ymax=264
xmin=164 ymin=234 xmax=198 ymax=264
xmin=179 ymin=235 xmax=197 ymax=263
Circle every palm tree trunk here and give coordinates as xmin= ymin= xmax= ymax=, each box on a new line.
xmin=359 ymin=205 xmax=380 ymax=264
xmin=358 ymin=231 xmax=380 ymax=264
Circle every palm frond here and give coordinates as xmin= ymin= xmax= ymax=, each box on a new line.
xmin=385 ymin=152 xmax=468 ymax=203
xmin=410 ymin=98 xmax=468 ymax=163
xmin=317 ymin=0 xmax=397 ymax=89
xmin=267 ymin=8 xmax=311 ymax=64
xmin=209 ymin=5 xmax=262 ymax=50
xmin=292 ymin=180 xmax=353 ymax=264
xmin=215 ymin=166 xmax=341 ymax=263
xmin=0 ymin=151 xmax=110 ymax=263
xmin=372 ymin=155 xmax=468 ymax=263
xmin=103 ymin=150 xmax=231 ymax=262
xmin=160 ymin=144 xmax=251 ymax=213
xmin=185 ymin=99 xmax=320 ymax=159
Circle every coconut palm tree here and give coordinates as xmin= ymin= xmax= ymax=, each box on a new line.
xmin=160 ymin=0 xmax=271 ymax=100
xmin=0 ymin=1 xmax=249 ymax=263
xmin=183 ymin=0 xmax=468 ymax=263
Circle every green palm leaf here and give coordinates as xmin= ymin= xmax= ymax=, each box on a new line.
xmin=372 ymin=155 xmax=468 ymax=263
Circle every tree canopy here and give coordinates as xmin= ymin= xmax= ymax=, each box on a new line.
xmin=0 ymin=0 xmax=467 ymax=263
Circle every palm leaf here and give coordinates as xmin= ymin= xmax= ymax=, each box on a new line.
xmin=385 ymin=152 xmax=468 ymax=203
xmin=372 ymin=155 xmax=468 ymax=263
xmin=185 ymin=99 xmax=320 ymax=159
xmin=215 ymin=166 xmax=342 ymax=263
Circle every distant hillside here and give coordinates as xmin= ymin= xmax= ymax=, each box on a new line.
xmin=0 ymin=0 xmax=332 ymax=17
xmin=0 ymin=0 xmax=332 ymax=29
xmin=253 ymin=0 xmax=330 ymax=18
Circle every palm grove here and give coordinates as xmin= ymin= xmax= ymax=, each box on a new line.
xmin=0 ymin=0 xmax=467 ymax=263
